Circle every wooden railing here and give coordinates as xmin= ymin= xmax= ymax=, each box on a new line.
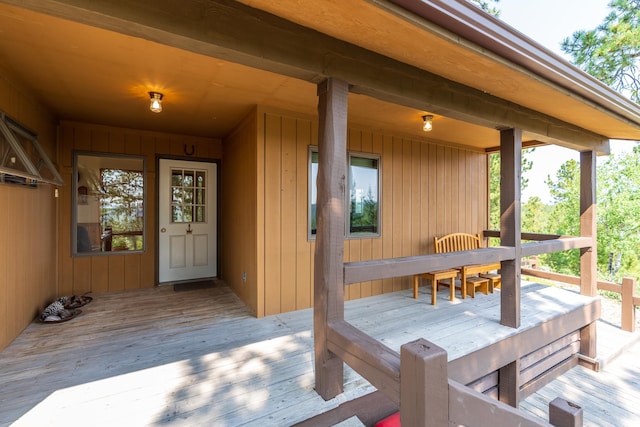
xmin=314 ymin=231 xmax=595 ymax=426
xmin=333 ymin=243 xmax=594 ymax=426
xmin=322 ymin=319 xmax=583 ymax=426
xmin=522 ymin=268 xmax=639 ymax=332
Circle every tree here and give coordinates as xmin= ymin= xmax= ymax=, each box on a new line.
xmin=543 ymin=159 xmax=581 ymax=275
xmin=561 ymin=0 xmax=640 ymax=102
xmin=488 ymin=148 xmax=534 ymax=231
xmin=468 ymin=0 xmax=501 ymax=17
xmin=597 ymin=146 xmax=640 ymax=281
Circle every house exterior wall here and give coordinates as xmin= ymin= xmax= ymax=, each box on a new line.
xmin=56 ymin=121 xmax=222 ymax=296
xmin=0 ymin=67 xmax=58 ymax=351
xmin=249 ymin=107 xmax=489 ymax=317
xmin=221 ymin=108 xmax=261 ymax=316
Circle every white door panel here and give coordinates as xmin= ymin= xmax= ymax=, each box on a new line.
xmin=159 ymin=159 xmax=217 ymax=283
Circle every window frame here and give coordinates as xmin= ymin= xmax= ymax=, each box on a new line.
xmin=0 ymin=111 xmax=63 ymax=186
xmin=72 ymin=151 xmax=147 ymax=256
xmin=308 ymin=146 xmax=381 ymax=240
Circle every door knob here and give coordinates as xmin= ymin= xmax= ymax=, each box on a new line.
xmin=160 ymin=227 xmax=166 ymax=233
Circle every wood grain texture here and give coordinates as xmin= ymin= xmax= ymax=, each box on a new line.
xmin=0 ymin=74 xmax=58 ymax=351
xmin=0 ymin=281 xmax=634 ymax=426
xmin=57 ymin=121 xmax=222 ymax=297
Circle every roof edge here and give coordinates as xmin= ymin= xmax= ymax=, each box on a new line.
xmin=387 ymin=0 xmax=640 ymax=133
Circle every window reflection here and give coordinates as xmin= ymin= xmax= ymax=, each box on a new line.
xmin=170 ymin=168 xmax=207 ymax=223
xmin=74 ymin=153 xmax=145 ymax=254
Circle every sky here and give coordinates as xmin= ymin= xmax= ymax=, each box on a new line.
xmin=496 ymin=0 xmax=639 ymax=202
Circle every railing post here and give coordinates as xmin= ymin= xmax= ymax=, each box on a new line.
xmin=500 ymin=128 xmax=522 ymax=329
xmin=621 ymin=277 xmax=636 ymax=332
xmin=314 ymin=78 xmax=348 ymax=399
xmin=400 ymin=339 xmax=448 ymax=427
xmin=549 ymin=397 xmax=583 ymax=427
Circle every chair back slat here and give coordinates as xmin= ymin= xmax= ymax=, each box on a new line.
xmin=434 ymin=233 xmax=482 ymax=254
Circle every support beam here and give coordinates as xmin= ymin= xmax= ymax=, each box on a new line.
xmin=314 ymin=78 xmax=348 ymax=400
xmin=579 ymin=151 xmax=597 ymax=297
xmin=579 ymin=150 xmax=598 ymax=359
xmin=500 ymin=128 xmax=522 ymax=328
xmin=499 ymin=360 xmax=520 ymax=407
xmin=5 ymin=0 xmax=610 ymax=151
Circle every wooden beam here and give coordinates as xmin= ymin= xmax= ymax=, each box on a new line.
xmin=400 ymin=339 xmax=448 ymax=426
xmin=314 ymin=78 xmax=348 ymax=400
xmin=500 ymin=129 xmax=522 ymax=329
xmin=328 ymin=321 xmax=401 ymax=404
xmin=343 ymin=247 xmax=515 ymax=285
xmin=448 ymin=298 xmax=600 ymax=385
xmin=4 ymin=0 xmax=610 ymax=151
xmin=579 ymin=150 xmax=597 ymax=360
xmin=520 ymin=237 xmax=592 ymax=257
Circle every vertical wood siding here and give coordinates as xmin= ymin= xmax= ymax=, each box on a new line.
xmin=221 ymin=110 xmax=260 ymax=315
xmin=260 ymin=109 xmax=488 ymax=316
xmin=0 ymin=67 xmax=58 ymax=351
xmin=57 ymin=122 xmax=222 ymax=296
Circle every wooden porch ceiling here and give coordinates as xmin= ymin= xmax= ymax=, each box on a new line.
xmin=0 ymin=0 xmax=638 ymax=152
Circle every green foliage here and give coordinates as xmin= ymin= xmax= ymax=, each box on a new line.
xmin=531 ymin=147 xmax=640 ymax=282
xmin=467 ymin=0 xmax=501 ymax=17
xmin=561 ymin=0 xmax=640 ymax=101
xmin=596 ymin=146 xmax=640 ymax=281
xmin=488 ymin=148 xmax=534 ymax=231
xmin=100 ymin=169 xmax=144 ymax=250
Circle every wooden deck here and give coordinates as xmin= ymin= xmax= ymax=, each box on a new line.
xmin=0 ymin=280 xmax=637 ymax=426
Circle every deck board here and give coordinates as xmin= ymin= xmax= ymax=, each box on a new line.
xmin=0 ymin=281 xmax=637 ymax=426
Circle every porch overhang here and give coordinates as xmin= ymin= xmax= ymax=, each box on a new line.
xmin=1 ymin=0 xmax=639 ymax=154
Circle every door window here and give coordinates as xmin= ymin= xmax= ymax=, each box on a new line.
xmin=171 ymin=168 xmax=206 ymax=223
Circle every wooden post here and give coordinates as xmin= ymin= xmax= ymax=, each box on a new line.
xmin=314 ymin=78 xmax=349 ymax=400
xmin=579 ymin=151 xmax=597 ymax=359
xmin=549 ymin=397 xmax=583 ymax=427
xmin=500 ymin=128 xmax=522 ymax=329
xmin=400 ymin=339 xmax=448 ymax=426
xmin=621 ymin=277 xmax=636 ymax=332
xmin=498 ymin=360 xmax=520 ymax=407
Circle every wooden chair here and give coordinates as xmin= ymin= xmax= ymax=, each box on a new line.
xmin=434 ymin=232 xmax=482 ymax=254
xmin=434 ymin=232 xmax=486 ymax=298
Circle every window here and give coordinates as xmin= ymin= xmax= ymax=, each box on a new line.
xmin=0 ymin=111 xmax=63 ymax=186
xmin=171 ymin=168 xmax=207 ymax=223
xmin=73 ymin=152 xmax=145 ymax=255
xmin=309 ymin=147 xmax=380 ymax=239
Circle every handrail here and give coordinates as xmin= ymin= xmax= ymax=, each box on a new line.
xmin=483 ymin=230 xmax=565 ymax=241
xmin=523 ymin=268 xmax=638 ymax=332
xmin=326 ymin=321 xmax=584 ymax=426
xmin=343 ymin=246 xmax=514 ymax=285
xmin=521 ymin=237 xmax=592 ymax=257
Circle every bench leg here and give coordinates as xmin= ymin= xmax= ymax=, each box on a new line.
xmin=431 ymin=280 xmax=437 ymax=306
xmin=413 ymin=275 xmax=420 ymax=299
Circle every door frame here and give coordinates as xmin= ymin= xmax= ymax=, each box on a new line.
xmin=155 ymin=155 xmax=221 ymax=284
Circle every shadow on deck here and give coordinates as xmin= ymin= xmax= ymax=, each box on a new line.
xmin=0 ymin=280 xmax=637 ymax=426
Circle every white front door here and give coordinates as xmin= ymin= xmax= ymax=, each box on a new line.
xmin=158 ymin=159 xmax=217 ymax=283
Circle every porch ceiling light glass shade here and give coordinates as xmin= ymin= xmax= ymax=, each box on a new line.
xmin=422 ymin=115 xmax=433 ymax=132
xmin=149 ymin=91 xmax=163 ymax=113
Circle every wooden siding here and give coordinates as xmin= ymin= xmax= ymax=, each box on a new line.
xmin=221 ymin=109 xmax=260 ymax=316
xmin=259 ymin=108 xmax=488 ymax=316
xmin=0 ymin=69 xmax=57 ymax=351
xmin=57 ymin=121 xmax=222 ymax=296
xmin=0 ymin=65 xmax=58 ymax=351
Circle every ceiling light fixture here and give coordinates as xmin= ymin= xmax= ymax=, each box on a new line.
xmin=422 ymin=115 xmax=433 ymax=132
xmin=149 ymin=91 xmax=164 ymax=113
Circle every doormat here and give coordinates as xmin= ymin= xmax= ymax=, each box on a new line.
xmin=173 ymin=280 xmax=217 ymax=292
